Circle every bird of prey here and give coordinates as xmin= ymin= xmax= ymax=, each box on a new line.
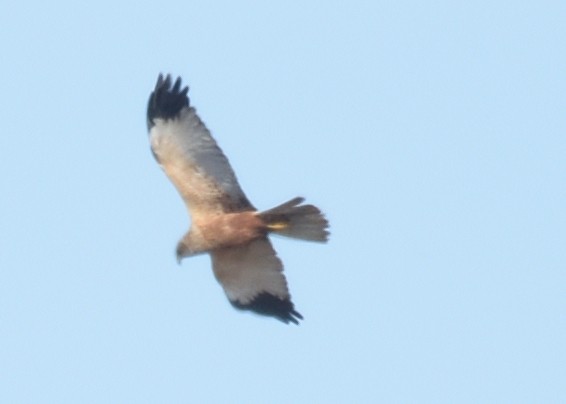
xmin=147 ymin=74 xmax=329 ymax=324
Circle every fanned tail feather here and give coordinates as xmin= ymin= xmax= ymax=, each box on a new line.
xmin=259 ymin=197 xmax=329 ymax=242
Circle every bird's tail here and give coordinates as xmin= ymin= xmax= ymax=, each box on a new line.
xmin=258 ymin=197 xmax=329 ymax=242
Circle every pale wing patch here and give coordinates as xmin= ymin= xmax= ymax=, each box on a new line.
xmin=211 ymin=238 xmax=289 ymax=303
xmin=150 ymin=107 xmax=253 ymax=216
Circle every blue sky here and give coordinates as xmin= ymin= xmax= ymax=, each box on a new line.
xmin=1 ymin=1 xmax=565 ymax=403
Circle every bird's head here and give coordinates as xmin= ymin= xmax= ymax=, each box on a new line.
xmin=176 ymin=241 xmax=190 ymax=264
xmin=176 ymin=237 xmax=202 ymax=264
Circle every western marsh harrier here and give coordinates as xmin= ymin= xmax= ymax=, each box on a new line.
xmin=147 ymin=74 xmax=329 ymax=324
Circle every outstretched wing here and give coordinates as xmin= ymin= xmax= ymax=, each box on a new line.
xmin=210 ymin=238 xmax=303 ymax=324
xmin=147 ymin=74 xmax=254 ymax=217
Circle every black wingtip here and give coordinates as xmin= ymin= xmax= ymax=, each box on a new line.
xmin=231 ymin=293 xmax=303 ymax=325
xmin=147 ymin=73 xmax=190 ymax=130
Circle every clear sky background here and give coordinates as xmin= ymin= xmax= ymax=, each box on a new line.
xmin=1 ymin=1 xmax=565 ymax=403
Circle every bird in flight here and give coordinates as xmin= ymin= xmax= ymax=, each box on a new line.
xmin=147 ymin=74 xmax=329 ymax=324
